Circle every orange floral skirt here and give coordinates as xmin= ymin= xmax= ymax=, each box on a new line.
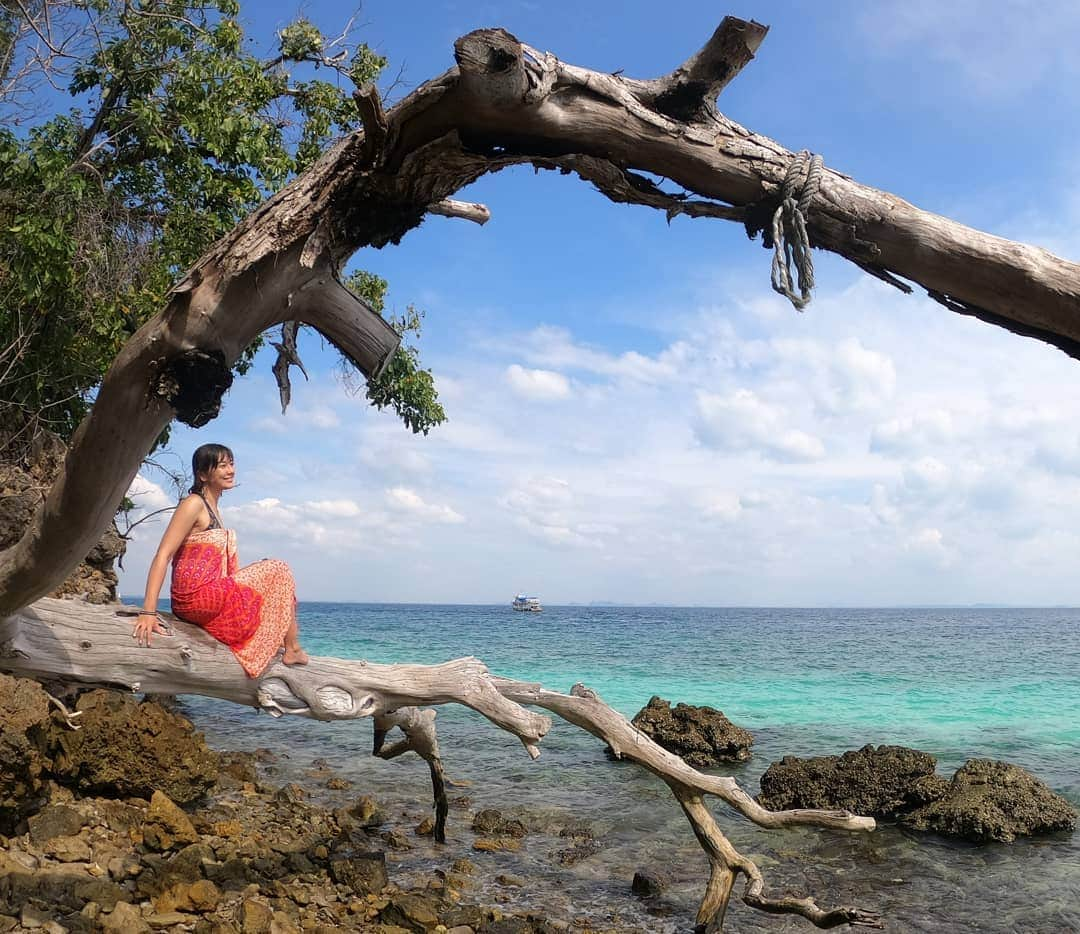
xmin=171 ymin=529 xmax=295 ymax=677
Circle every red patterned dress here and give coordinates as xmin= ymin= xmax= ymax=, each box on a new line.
xmin=170 ymin=508 xmax=295 ymax=677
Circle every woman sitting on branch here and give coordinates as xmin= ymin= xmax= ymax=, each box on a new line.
xmin=134 ymin=443 xmax=309 ymax=674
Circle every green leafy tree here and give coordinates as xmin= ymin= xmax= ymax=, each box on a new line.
xmin=345 ymin=271 xmax=445 ymax=435
xmin=0 ymin=0 xmax=443 ymax=456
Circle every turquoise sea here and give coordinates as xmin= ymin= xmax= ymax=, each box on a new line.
xmin=179 ymin=604 xmax=1080 ymax=932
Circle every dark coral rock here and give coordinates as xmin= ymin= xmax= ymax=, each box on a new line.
xmin=902 ymin=758 xmax=1078 ymax=843
xmin=631 ymin=869 xmax=667 ymax=897
xmin=757 ymin=744 xmax=943 ymax=820
xmin=329 ymin=851 xmax=388 ymax=895
xmin=472 ymin=808 xmax=527 ymax=838
xmin=0 ymin=674 xmax=53 ymax=832
xmin=627 ymin=695 xmax=753 ymax=767
xmin=379 ymin=892 xmax=442 ymax=932
xmin=48 ymin=690 xmax=218 ymax=805
xmin=27 ymin=804 xmax=86 ymax=843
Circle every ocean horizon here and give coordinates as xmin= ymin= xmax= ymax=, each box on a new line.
xmin=125 ymin=596 xmax=1080 ymax=610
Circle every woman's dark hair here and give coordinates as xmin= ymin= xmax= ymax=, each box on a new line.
xmin=190 ymin=443 xmax=234 ymax=493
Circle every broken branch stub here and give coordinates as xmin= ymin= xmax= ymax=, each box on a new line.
xmin=646 ymin=15 xmax=770 ymax=120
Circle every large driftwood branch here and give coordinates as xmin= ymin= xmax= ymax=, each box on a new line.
xmin=5 ymin=16 xmax=1080 ymax=614
xmin=0 ymin=598 xmax=878 ymax=930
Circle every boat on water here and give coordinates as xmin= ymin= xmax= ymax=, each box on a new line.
xmin=512 ymin=594 xmax=542 ymax=612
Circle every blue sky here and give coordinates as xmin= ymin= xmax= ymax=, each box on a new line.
xmin=121 ymin=1 xmax=1080 ymax=605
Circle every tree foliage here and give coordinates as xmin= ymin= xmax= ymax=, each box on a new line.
xmin=0 ymin=0 xmax=443 ymax=455
xmin=345 ymin=271 xmax=445 ymax=435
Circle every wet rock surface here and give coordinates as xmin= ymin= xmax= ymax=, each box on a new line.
xmin=901 ymin=758 xmax=1078 ymax=843
xmin=630 ymin=869 xmax=666 ymax=897
xmin=7 ymin=677 xmax=1073 ymax=931
xmin=623 ymin=695 xmax=753 ymax=766
xmin=552 ymin=825 xmax=601 ymax=867
xmin=758 ymin=744 xmax=944 ymax=820
xmin=472 ymin=809 xmax=527 ymax=839
xmin=759 ymin=745 xmax=1077 ymax=844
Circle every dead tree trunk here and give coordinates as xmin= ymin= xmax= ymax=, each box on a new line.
xmin=2 ymin=14 xmax=1079 ymax=929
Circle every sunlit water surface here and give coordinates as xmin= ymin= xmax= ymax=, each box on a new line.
xmin=176 ymin=605 xmax=1080 ymax=932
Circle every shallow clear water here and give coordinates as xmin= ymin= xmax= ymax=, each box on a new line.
xmin=182 ymin=605 xmax=1080 ymax=932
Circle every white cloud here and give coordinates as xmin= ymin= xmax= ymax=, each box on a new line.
xmin=358 ymin=440 xmax=433 ymax=477
xmin=308 ymin=406 xmax=341 ymax=429
xmin=118 ymin=229 xmax=1080 ymax=605
xmin=307 ymin=499 xmax=362 ymax=518
xmin=857 ymin=0 xmax=1080 ymax=98
xmin=901 ymin=457 xmax=951 ymax=502
xmin=121 ymin=475 xmax=176 ymax=543
xmin=1033 ymin=434 xmax=1080 ymax=474
xmin=499 ymin=476 xmax=602 ymax=549
xmin=772 ymin=337 xmax=896 ymax=415
xmin=126 ymin=474 xmax=173 ymax=513
xmin=248 ymin=399 xmax=340 ymax=435
xmin=871 ymin=410 xmax=954 ymax=453
xmin=249 ymin=416 xmax=290 ymax=436
xmin=869 ymin=484 xmax=900 ymax=526
xmin=505 ymin=364 xmax=571 ymax=401
xmin=515 ymin=326 xmax=684 ymax=384
xmin=502 ymin=475 xmax=572 ymax=512
xmin=834 ymin=339 xmax=897 ymax=409
xmin=385 ymin=487 xmax=464 ymax=524
xmin=694 ymin=389 xmax=825 ymax=462
xmin=225 ymin=497 xmax=368 ymax=552
xmin=700 ymin=491 xmax=742 ymax=523
xmin=905 ymin=527 xmax=953 ymax=568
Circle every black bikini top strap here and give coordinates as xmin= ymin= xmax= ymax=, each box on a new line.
xmin=195 ymin=491 xmax=222 ymax=529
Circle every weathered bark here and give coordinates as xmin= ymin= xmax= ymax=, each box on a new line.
xmin=0 ymin=598 xmax=879 ymax=929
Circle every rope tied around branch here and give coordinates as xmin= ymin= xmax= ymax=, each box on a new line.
xmin=770 ymin=150 xmax=824 ymax=311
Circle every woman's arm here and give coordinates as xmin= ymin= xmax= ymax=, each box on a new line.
xmin=133 ymin=496 xmax=202 ymax=646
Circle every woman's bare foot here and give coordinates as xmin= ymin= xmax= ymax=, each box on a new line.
xmin=283 ymin=644 xmax=309 ymax=666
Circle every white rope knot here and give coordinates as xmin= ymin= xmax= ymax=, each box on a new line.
xmin=770 ymin=150 xmax=824 ymax=311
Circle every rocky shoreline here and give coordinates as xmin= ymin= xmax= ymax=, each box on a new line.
xmin=624 ymin=696 xmax=1076 ymax=846
xmin=2 ymin=676 xmax=1076 ymax=933
xmin=0 ymin=674 xmax=650 ymax=933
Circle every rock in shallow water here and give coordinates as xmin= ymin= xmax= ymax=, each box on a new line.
xmin=621 ymin=695 xmax=753 ymax=766
xmin=901 ymin=758 xmax=1078 ymax=843
xmin=631 ymin=869 xmax=667 ymax=897
xmin=757 ymin=744 xmax=944 ymax=820
xmin=472 ymin=808 xmax=527 ymax=838
xmin=759 ymin=746 xmax=1076 ymax=844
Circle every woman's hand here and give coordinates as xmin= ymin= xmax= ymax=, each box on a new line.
xmin=132 ymin=612 xmax=169 ymax=646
